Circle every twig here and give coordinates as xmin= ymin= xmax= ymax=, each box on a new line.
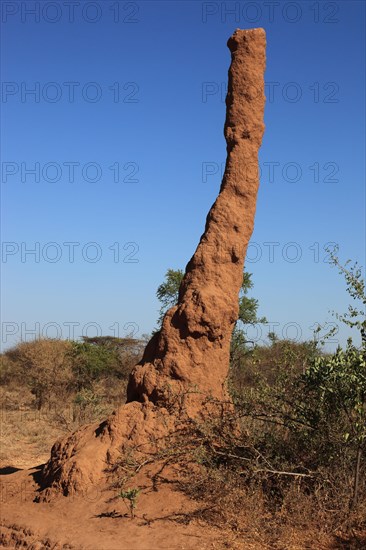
xmin=212 ymin=449 xmax=251 ymax=462
xmin=135 ymin=458 xmax=155 ymax=473
xmin=253 ymin=468 xmax=315 ymax=478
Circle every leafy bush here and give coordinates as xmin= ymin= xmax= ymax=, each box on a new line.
xmin=72 ymin=388 xmax=106 ymax=424
xmin=68 ymin=340 xmax=119 ymax=391
xmin=302 ymin=341 xmax=365 ymax=508
xmin=229 ymin=338 xmax=319 ymax=393
xmin=1 ymin=336 xmax=144 ymax=413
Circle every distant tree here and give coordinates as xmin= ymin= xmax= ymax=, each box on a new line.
xmin=268 ymin=331 xmax=279 ymax=345
xmin=69 ymin=341 xmax=118 ymax=391
xmin=80 ymin=336 xmax=145 ymax=379
xmin=5 ymin=338 xmax=72 ymax=409
xmin=82 ymin=336 xmax=145 ymax=357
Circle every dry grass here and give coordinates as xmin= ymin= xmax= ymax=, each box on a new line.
xmin=1 ymin=337 xmax=365 ymax=549
xmin=0 ymin=380 xmax=124 ymax=470
xmin=105 ymin=405 xmax=366 ymax=550
xmin=1 ymin=393 xmax=365 ymax=549
xmin=1 ymin=384 xmax=64 ymax=468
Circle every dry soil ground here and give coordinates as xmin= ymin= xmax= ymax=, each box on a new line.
xmin=1 ymin=390 xmax=363 ymax=549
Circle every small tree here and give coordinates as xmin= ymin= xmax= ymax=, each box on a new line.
xmin=230 ymin=272 xmax=267 ymax=368
xmin=327 ymin=248 xmax=366 ymax=348
xmin=237 ymin=272 xmax=266 ymax=325
xmin=156 ymin=269 xmax=265 ymax=328
xmin=81 ymin=336 xmax=145 ymax=379
xmin=156 ymin=268 xmax=184 ymax=326
xmin=230 ymin=253 xmax=365 ymax=515
xmin=324 ymin=250 xmax=366 ymax=508
xmin=5 ymin=339 xmax=72 ymax=409
xmin=302 ymin=342 xmax=365 ymax=508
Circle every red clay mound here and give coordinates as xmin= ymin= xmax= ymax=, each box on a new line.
xmin=39 ymin=28 xmax=266 ymax=500
xmin=127 ymin=27 xmax=266 ymax=411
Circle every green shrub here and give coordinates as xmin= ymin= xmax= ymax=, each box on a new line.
xmin=68 ymin=341 xmax=118 ymax=391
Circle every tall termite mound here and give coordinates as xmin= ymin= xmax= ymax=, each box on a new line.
xmin=127 ymin=28 xmax=266 ymax=409
xmin=41 ymin=28 xmax=266 ymax=497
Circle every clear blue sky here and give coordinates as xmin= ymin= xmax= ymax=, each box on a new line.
xmin=1 ymin=0 xmax=365 ymax=351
